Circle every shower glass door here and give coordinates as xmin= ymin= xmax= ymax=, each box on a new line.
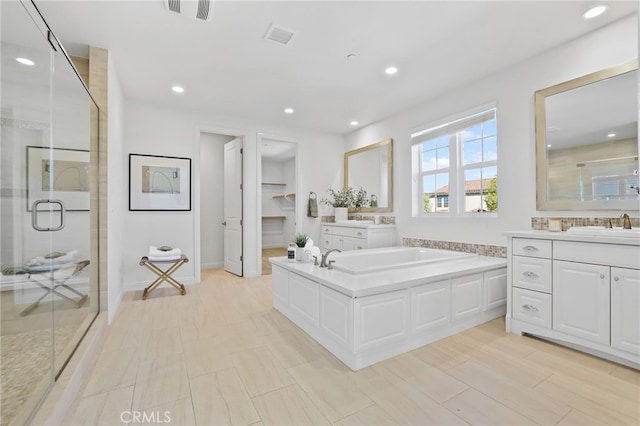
xmin=1 ymin=0 xmax=99 ymax=423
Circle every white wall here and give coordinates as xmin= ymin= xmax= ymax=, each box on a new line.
xmin=199 ymin=132 xmax=232 ymax=269
xmin=107 ymin=53 xmax=125 ymax=323
xmin=345 ymin=15 xmax=638 ymax=247
xmin=121 ymin=100 xmax=344 ymax=288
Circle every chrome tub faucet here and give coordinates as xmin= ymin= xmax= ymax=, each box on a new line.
xmin=320 ymin=249 xmax=341 ymax=268
xmin=621 ymin=213 xmax=632 ymax=229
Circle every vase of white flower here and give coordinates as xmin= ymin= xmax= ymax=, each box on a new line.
xmin=321 ymin=187 xmax=371 ymax=222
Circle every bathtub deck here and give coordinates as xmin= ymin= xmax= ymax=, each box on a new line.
xmin=270 ymin=253 xmax=506 ymax=298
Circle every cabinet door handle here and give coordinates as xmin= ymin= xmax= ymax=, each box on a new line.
xmin=600 ymin=274 xmax=605 ymax=279
xmin=613 ymin=276 xmax=619 ymax=281
xmin=523 ymin=271 xmax=539 ymax=278
xmin=522 ymin=246 xmax=539 ymax=252
xmin=356 ymin=231 xmax=363 ymax=236
xmin=522 ymin=304 xmax=539 ymax=312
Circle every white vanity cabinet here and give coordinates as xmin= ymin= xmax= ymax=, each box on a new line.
xmin=611 ymin=267 xmax=640 ymax=354
xmin=321 ymin=223 xmax=395 ymax=251
xmin=510 ymin=238 xmax=553 ymax=328
xmin=552 ymin=260 xmax=610 ymax=345
xmin=506 ymin=231 xmax=640 ymax=369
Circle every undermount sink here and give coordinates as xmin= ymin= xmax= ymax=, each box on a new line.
xmin=566 ymin=226 xmax=640 ymax=237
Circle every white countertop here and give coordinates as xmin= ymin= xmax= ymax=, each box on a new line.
xmin=322 ymin=221 xmax=396 ymax=229
xmin=504 ymin=230 xmax=640 ymax=246
xmin=270 ymin=254 xmax=506 ymax=298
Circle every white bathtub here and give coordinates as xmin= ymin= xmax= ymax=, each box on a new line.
xmin=330 ymin=246 xmax=475 ymax=274
xmin=270 ymin=247 xmax=507 ymax=370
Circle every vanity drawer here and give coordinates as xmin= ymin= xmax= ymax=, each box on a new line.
xmin=554 ymin=241 xmax=640 ymax=270
xmin=322 ymin=226 xmax=335 ymax=235
xmin=322 ymin=225 xmax=365 ymax=239
xmin=513 ymin=256 xmax=552 ymax=293
xmin=512 ymin=238 xmax=552 ymax=259
xmin=512 ymin=287 xmax=551 ymax=328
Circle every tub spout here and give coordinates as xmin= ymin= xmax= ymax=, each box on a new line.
xmin=320 ymin=249 xmax=341 ymax=268
xmin=621 ymin=213 xmax=632 ymax=229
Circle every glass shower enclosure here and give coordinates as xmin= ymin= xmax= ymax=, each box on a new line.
xmin=1 ymin=0 xmax=100 ymax=423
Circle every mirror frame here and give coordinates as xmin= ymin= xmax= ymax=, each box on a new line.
xmin=535 ymin=59 xmax=639 ymax=211
xmin=344 ymin=138 xmax=393 ymax=212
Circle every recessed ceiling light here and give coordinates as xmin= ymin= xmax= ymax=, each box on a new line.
xmin=583 ymin=4 xmax=608 ymax=19
xmin=172 ymin=85 xmax=185 ymax=93
xmin=547 ymin=144 xmax=552 ymax=148
xmin=607 ymin=133 xmax=616 ymax=138
xmin=385 ymin=66 xmax=398 ymax=75
xmin=16 ymin=57 xmax=35 ymax=66
xmin=350 ymin=121 xmax=359 ymax=126
xmin=284 ymin=108 xmax=294 ymax=114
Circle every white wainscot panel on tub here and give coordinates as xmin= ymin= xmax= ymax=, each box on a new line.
xmin=451 ymin=273 xmax=483 ymax=322
xmin=485 ymin=268 xmax=508 ymax=310
xmin=320 ymin=285 xmax=353 ymax=347
xmin=354 ymin=290 xmax=409 ymax=352
xmin=288 ymin=272 xmax=319 ymax=327
xmin=272 ymin=265 xmax=289 ymax=310
xmin=411 ymin=280 xmax=450 ymax=332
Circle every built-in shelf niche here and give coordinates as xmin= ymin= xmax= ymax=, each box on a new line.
xmin=261 ymin=181 xmax=294 ymax=248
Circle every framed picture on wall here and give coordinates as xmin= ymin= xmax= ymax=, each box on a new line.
xmin=129 ymin=153 xmax=191 ymax=211
xmin=26 ymin=146 xmax=90 ymax=211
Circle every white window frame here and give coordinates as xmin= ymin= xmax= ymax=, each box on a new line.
xmin=411 ymin=104 xmax=498 ymax=217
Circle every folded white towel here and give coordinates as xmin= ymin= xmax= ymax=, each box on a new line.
xmin=26 ymin=250 xmax=78 ymax=267
xmin=147 ymin=255 xmax=183 ymax=262
xmin=149 ymin=246 xmax=181 ymax=257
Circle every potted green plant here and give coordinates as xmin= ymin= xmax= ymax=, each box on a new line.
xmin=294 ymin=233 xmax=308 ymax=248
xmin=294 ymin=233 xmax=308 ymax=261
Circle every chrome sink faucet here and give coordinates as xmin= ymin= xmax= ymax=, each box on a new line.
xmin=621 ymin=213 xmax=632 ymax=229
xmin=320 ymin=249 xmax=341 ymax=268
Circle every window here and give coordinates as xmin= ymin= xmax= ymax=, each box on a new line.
xmin=412 ymin=107 xmax=497 ymax=216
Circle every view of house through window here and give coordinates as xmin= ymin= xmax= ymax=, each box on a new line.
xmin=412 ymin=108 xmax=497 ymax=215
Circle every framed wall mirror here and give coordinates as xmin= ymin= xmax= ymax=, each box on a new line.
xmin=535 ymin=60 xmax=638 ymax=210
xmin=344 ymin=138 xmax=393 ymax=212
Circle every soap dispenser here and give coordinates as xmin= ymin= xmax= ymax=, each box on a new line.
xmin=287 ymin=243 xmax=296 ymax=262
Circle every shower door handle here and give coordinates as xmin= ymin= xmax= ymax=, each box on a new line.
xmin=31 ymin=199 xmax=66 ymax=231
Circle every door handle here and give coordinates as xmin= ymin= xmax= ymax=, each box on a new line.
xmin=31 ymin=199 xmax=65 ymax=231
xmin=221 ymin=221 xmax=227 ymax=226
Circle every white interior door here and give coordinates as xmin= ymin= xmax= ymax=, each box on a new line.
xmin=223 ymin=137 xmax=243 ymax=276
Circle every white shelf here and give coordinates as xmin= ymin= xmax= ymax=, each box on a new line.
xmin=272 ymin=192 xmax=295 ymax=200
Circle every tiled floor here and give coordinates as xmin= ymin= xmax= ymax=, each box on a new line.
xmin=64 ymin=268 xmax=639 ymax=425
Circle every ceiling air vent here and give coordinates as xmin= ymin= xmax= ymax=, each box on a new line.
xmin=164 ymin=0 xmax=212 ymax=22
xmin=264 ymin=24 xmax=295 ymax=46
